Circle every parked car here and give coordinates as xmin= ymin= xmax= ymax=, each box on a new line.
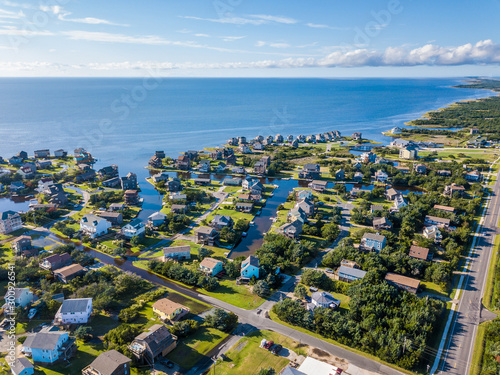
xmin=309 ymin=286 xmax=318 ymax=292
xmin=264 ymin=340 xmax=274 ymax=349
xmin=271 ymin=344 xmax=283 ymax=355
xmin=325 ymin=268 xmax=333 ymax=273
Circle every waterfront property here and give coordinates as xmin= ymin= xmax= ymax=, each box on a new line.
xmin=308 ymin=180 xmax=328 ymax=192
xmin=195 ymin=226 xmax=218 ymax=246
xmin=148 ymin=211 xmax=167 ymax=227
xmin=241 ymin=255 xmax=260 ymax=279
xmin=277 ymin=221 xmax=303 ymax=239
xmin=121 ymin=218 xmax=146 ymax=238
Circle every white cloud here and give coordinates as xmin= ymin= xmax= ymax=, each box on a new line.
xmin=58 ymin=15 xmax=129 ymax=27
xmin=220 ymin=36 xmax=245 ymax=42
xmin=194 ymin=33 xmax=210 ymax=37
xmin=180 ymin=14 xmax=298 ymax=26
xmin=256 ymin=41 xmax=291 ymax=49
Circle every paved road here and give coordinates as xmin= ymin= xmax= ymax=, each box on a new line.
xmin=437 ymin=164 xmax=500 ymax=374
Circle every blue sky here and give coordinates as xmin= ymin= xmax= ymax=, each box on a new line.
xmin=0 ymin=0 xmax=499 ymax=77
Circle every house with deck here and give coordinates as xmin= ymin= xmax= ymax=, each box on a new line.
xmin=152 ymin=298 xmax=189 ymax=322
xmin=199 ymin=257 xmax=224 ymax=276
xmin=80 ymin=214 xmax=111 ymax=238
xmin=195 ymin=226 xmax=218 ymax=245
xmin=361 ymin=233 xmax=386 ymax=252
xmin=163 ymin=246 xmax=191 ymax=261
xmin=54 ymin=298 xmax=92 ymax=325
xmin=241 ymin=255 xmax=260 ymax=279
xmin=128 ymin=324 xmax=177 ymax=366
xmin=82 ymin=350 xmax=131 ymax=375
xmin=0 ymin=211 xmax=23 ymax=234
xmin=385 ymin=273 xmax=420 ymax=294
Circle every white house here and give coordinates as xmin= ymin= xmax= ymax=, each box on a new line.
xmin=4 ymin=287 xmax=33 ymax=309
xmin=241 ymin=255 xmax=259 ymax=279
xmin=163 ymin=245 xmax=191 ymax=261
xmin=0 ymin=211 xmax=23 ymax=235
xmin=295 ymin=189 xmax=312 ymax=201
xmin=121 ymin=218 xmax=146 ymax=238
xmin=308 ymin=291 xmax=341 ymax=311
xmin=423 ymin=225 xmax=442 ymax=243
xmin=80 ymin=214 xmax=111 ymax=238
xmin=54 ymin=298 xmax=92 ymax=325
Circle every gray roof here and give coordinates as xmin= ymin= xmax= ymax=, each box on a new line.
xmin=282 ymin=366 xmax=307 ymax=375
xmin=362 ymin=233 xmax=386 ymax=242
xmin=126 ymin=218 xmax=144 ymax=229
xmin=23 ymin=331 xmax=66 ymax=350
xmin=243 ymin=255 xmax=259 ymax=268
xmin=81 ymin=214 xmax=107 ymax=227
xmin=163 ymin=245 xmax=191 ymax=255
xmin=1 ymin=210 xmax=19 ymax=220
xmin=311 ymin=291 xmax=341 ymax=305
xmin=212 ymin=215 xmax=232 ymax=225
xmin=196 ymin=226 xmax=216 ymax=235
xmin=4 ymin=287 xmax=29 ymax=300
xmin=148 ymin=211 xmax=167 ymax=220
xmin=60 ymin=298 xmax=91 ymax=314
xmin=10 ymin=358 xmax=33 ymax=375
xmin=338 ymin=265 xmax=367 ymax=279
xmin=87 ymin=350 xmax=131 ymax=375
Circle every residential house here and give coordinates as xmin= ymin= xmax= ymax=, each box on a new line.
xmin=361 ymin=233 xmax=387 ymax=252
xmin=75 ymin=170 xmax=96 ymax=182
xmin=102 ymin=177 xmax=121 ymax=188
xmin=423 ymin=225 xmax=443 ymax=243
xmin=77 ymin=163 xmax=91 ymax=171
xmin=352 ymin=132 xmax=362 ymax=140
xmin=199 ymin=257 xmax=224 ymax=276
xmin=443 ymin=183 xmax=466 ymax=198
xmin=96 ymin=211 xmax=123 ymax=226
xmin=54 ymin=298 xmax=92 ymax=325
xmin=235 ymin=202 xmax=254 ymax=213
xmin=295 ymin=189 xmax=312 ymax=201
xmin=97 ymin=165 xmax=119 ymax=179
xmin=163 ymin=246 xmax=191 ymax=261
xmin=224 ymin=154 xmax=237 ymax=166
xmin=18 ymin=166 xmax=35 ymax=179
xmin=353 ymin=172 xmax=364 ymax=182
xmin=34 ymin=149 xmax=50 ymax=158
xmin=390 ymin=127 xmax=402 ymax=134
xmin=385 ymin=273 xmax=420 ymax=294
xmin=335 ymin=169 xmax=345 ymax=180
xmin=385 ymin=188 xmax=399 ymax=201
xmin=36 ymin=159 xmax=52 ymax=169
xmin=210 ymin=150 xmax=223 ymax=160
xmin=215 ymin=162 xmax=227 ymax=172
xmin=465 ymin=170 xmax=482 ymax=182
xmin=414 ymin=164 xmax=427 ymax=174
xmin=185 ymin=150 xmax=198 ymax=160
xmin=149 ymin=155 xmax=163 ymax=169
xmin=390 ymin=138 xmax=410 ymax=148
xmin=253 ymin=161 xmax=267 ymax=175
xmin=308 ymin=291 xmax=341 ymax=311
xmin=124 ymin=190 xmax=140 ymax=205
xmin=360 ymin=152 xmax=376 ymax=164
xmin=22 ymin=331 xmax=76 ymax=364
xmin=240 ymin=255 xmax=260 ymax=279
xmin=175 ymin=155 xmax=191 ymax=170
xmin=470 ymin=128 xmax=479 ymax=134
xmin=223 ymin=177 xmax=242 ymax=186
xmin=287 ymin=206 xmax=306 ymax=224
xmin=109 ymin=203 xmax=125 ymax=211
xmin=198 ymin=160 xmax=211 ymax=173
xmin=238 ymin=144 xmax=251 ymax=154
xmin=0 ymin=211 xmax=23 ymax=234
xmin=40 ymin=253 xmax=72 ymax=271
xmin=395 ymin=165 xmax=410 ymax=174
xmin=231 ymin=166 xmax=245 ymax=174
xmin=286 ymin=134 xmax=294 ymax=143
xmin=227 ymin=138 xmax=238 ymax=146
xmin=80 ymin=214 xmax=112 ymax=238
xmin=211 ymin=215 xmax=233 ymax=231
xmin=370 ymin=204 xmax=384 ymax=213
xmin=82 ymin=350 xmax=131 ymax=375
xmin=393 ymin=194 xmax=408 ymax=211
xmin=437 ymin=170 xmax=452 ymax=177
xmin=337 ymin=265 xmax=367 ymax=283
xmin=195 ymin=226 xmax=218 ymax=245
xmin=399 ymin=146 xmax=418 ymax=159
xmin=373 ymin=217 xmax=392 ymax=230
xmin=291 ymin=139 xmax=299 ymax=148
xmin=148 ymin=212 xmax=167 ymax=227
xmin=74 ymin=148 xmax=93 ymax=163
xmin=424 ymin=215 xmax=450 ymax=228
xmin=374 ymin=170 xmax=388 ymax=183
xmin=296 ymin=198 xmax=315 ymax=217
xmin=277 ymin=221 xmax=303 ymax=239
xmin=194 ymin=178 xmax=211 ymax=186
xmin=8 ymin=156 xmax=23 ymax=165
xmin=10 ymin=357 xmax=34 ymax=375
xmin=252 ymin=142 xmax=264 ymax=151
xmin=54 ymin=149 xmax=67 ymax=158
xmin=169 ymin=193 xmax=186 ymax=201
xmin=261 ymin=156 xmax=271 ymax=166
xmin=434 ymin=205 xmax=455 ymax=213
xmin=306 ymin=135 xmax=316 ymax=143
xmin=275 ymin=134 xmax=284 ymax=143
xmin=54 ymin=264 xmax=85 ymax=283
xmin=409 ymin=245 xmax=432 ymax=261
xmin=238 ymin=136 xmax=247 ymax=145
xmin=165 ymin=178 xmax=182 ymax=192
xmin=11 ymin=235 xmax=32 ymax=255
xmin=171 ymin=204 xmax=187 ymax=214
xmin=308 ymin=180 xmax=328 ymax=192
xmin=121 ymin=219 xmax=146 ymax=238
xmin=152 ymin=299 xmax=189 ymax=322
xmin=121 ymin=173 xmax=138 ymax=190
xmin=299 ymin=163 xmax=320 ymax=180
xmin=4 ymin=287 xmax=33 ymax=308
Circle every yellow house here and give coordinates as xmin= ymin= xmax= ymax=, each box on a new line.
xmin=152 ymin=298 xmax=189 ymax=321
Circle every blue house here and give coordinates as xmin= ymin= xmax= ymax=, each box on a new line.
xmin=241 ymin=256 xmax=260 ymax=279
xmin=10 ymin=358 xmax=33 ymax=375
xmin=22 ymin=331 xmax=76 ymax=364
xmin=361 ymin=233 xmax=386 ymax=252
xmin=337 ymin=265 xmax=367 ymax=283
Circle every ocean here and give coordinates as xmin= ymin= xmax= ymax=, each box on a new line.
xmin=0 ymin=77 xmax=496 ymax=219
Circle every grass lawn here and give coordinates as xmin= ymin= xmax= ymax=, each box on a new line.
xmin=166 ymin=326 xmax=229 ymax=369
xmin=470 ymin=321 xmax=491 ymax=375
xmin=203 ymin=279 xmax=266 ymax=310
xmin=130 ymin=236 xmax=162 ymax=253
xmin=88 ymin=313 xmax=120 ymax=337
xmin=214 ymin=330 xmax=309 ymax=375
xmin=483 ymin=234 xmax=500 ymax=311
xmin=419 ymin=149 xmax=498 ymax=162
xmin=421 ymin=281 xmax=449 ymax=300
xmin=206 ymin=207 xmax=254 ymax=223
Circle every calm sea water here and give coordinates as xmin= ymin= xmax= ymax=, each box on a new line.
xmin=0 ymin=78 xmax=495 ymax=217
